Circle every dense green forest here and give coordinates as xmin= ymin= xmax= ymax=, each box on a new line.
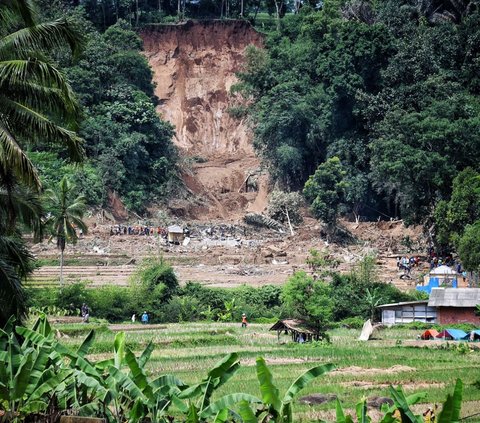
xmin=233 ymin=0 xmax=480 ymax=262
xmin=30 ymin=3 xmax=178 ymax=212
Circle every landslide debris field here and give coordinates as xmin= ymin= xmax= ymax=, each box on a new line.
xmin=28 ymin=21 xmax=433 ymax=292
xmin=29 ymin=218 xmax=427 ymax=290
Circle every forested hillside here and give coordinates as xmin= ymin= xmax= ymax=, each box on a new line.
xmin=19 ymin=0 xmax=480 ymax=258
xmin=237 ymin=1 xmax=480 ymax=226
xmin=31 ymin=3 xmax=178 ymax=212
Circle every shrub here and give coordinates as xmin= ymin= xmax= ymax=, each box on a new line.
xmin=130 ymin=257 xmax=179 ymax=314
xmin=89 ymin=286 xmax=131 ymax=321
xmin=339 ymin=316 xmax=365 ymax=329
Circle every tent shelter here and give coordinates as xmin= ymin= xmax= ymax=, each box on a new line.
xmin=270 ymin=319 xmax=321 ymax=342
xmin=467 ymin=330 xmax=480 ymax=341
xmin=167 ymin=225 xmax=184 ymax=244
xmin=435 ymin=329 xmax=468 ymax=340
xmin=420 ymin=329 xmax=439 ymax=340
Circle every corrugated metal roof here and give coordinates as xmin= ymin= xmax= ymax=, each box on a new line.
xmin=377 ymin=300 xmax=428 ymax=309
xmin=168 ymin=225 xmax=183 ymax=233
xmin=428 ymin=288 xmax=480 ymax=307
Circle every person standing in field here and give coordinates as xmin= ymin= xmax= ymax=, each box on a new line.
xmin=241 ymin=313 xmax=248 ymax=328
xmin=141 ymin=311 xmax=149 ymax=324
xmin=81 ymin=303 xmax=90 ymax=323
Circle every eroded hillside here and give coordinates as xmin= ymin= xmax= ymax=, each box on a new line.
xmin=141 ymin=21 xmax=266 ymax=220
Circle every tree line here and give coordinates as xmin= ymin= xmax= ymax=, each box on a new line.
xmin=235 ymin=0 xmax=480 ymax=266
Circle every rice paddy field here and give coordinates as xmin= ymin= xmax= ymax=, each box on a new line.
xmin=51 ymin=321 xmax=480 ymax=421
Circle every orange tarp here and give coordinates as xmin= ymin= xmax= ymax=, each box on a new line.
xmin=420 ymin=329 xmax=439 ymax=340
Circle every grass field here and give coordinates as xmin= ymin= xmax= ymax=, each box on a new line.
xmin=51 ymin=321 xmax=480 ymax=421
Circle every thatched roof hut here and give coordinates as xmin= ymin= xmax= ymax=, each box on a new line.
xmin=270 ymin=319 xmax=320 ymax=342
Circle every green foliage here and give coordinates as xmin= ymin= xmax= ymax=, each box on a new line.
xmin=238 ymin=4 xmax=480 ymax=224
xmin=21 ymin=10 xmax=178 ymax=213
xmin=267 ymin=190 xmax=303 ymax=225
xmin=130 ymin=257 xmax=179 ymax=318
xmin=330 ymin=256 xmax=414 ymax=322
xmin=305 ymin=248 xmax=340 ymax=272
xmin=457 ymin=221 xmax=480 ymax=272
xmin=281 ymin=271 xmax=333 ymax=329
xmin=303 ymin=157 xmax=347 ymax=226
xmin=0 ymin=316 xmax=471 ymax=422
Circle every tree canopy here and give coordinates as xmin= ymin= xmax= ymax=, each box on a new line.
xmin=237 ymin=0 xmax=480 ymax=228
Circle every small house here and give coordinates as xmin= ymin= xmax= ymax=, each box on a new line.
xmin=379 ymin=288 xmax=480 ymax=325
xmin=270 ymin=319 xmax=321 ymax=342
xmin=428 ymin=288 xmax=480 ymax=325
xmin=167 ymin=225 xmax=184 ymax=244
xmin=377 ymin=300 xmax=437 ymax=325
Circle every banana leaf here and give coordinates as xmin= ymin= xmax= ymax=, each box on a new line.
xmin=438 ymin=379 xmax=463 ymax=423
xmin=12 ymin=352 xmax=33 ymax=399
xmin=256 ymin=357 xmax=281 ymax=411
xmin=77 ymin=330 xmax=95 ymax=357
xmin=114 ymin=332 xmax=125 ymax=369
xmin=125 ymin=347 xmax=153 ymax=399
xmin=388 ymin=386 xmax=423 ymax=423
xmin=200 ymin=393 xmax=262 ymax=418
xmin=138 ymin=340 xmax=154 ymax=367
xmin=238 ymin=399 xmax=258 ymax=423
xmin=282 ymin=363 xmax=334 ymax=403
xmin=213 ymin=407 xmax=229 ymax=423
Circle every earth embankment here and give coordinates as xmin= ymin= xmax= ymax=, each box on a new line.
xmin=141 ymin=21 xmax=266 ymax=220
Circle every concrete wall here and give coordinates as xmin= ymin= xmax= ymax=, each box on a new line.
xmin=438 ymin=307 xmax=480 ymax=325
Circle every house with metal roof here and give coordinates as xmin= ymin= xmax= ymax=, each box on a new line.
xmin=378 ymin=288 xmax=480 ymax=325
xmin=429 ymin=288 xmax=480 ymax=325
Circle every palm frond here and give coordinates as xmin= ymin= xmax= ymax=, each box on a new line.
xmin=0 ymin=0 xmax=36 ymax=28
xmin=1 ymin=81 xmax=80 ymax=123
xmin=0 ymin=18 xmax=84 ymax=59
xmin=0 ymin=121 xmax=41 ymax=189
xmin=0 ymin=58 xmax=78 ymax=106
xmin=2 ymin=98 xmax=84 ymax=161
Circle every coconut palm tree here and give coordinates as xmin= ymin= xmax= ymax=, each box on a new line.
xmin=0 ymin=0 xmax=84 ymax=324
xmin=0 ymin=0 xmax=84 ymax=195
xmin=0 ymin=177 xmax=42 ymax=326
xmin=44 ymin=177 xmax=87 ymax=287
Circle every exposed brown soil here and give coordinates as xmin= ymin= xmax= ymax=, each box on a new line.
xmin=141 ymin=20 xmax=267 ymax=220
xmin=29 ymin=216 xmax=427 ymax=290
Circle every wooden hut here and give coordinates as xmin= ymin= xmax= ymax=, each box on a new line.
xmin=270 ymin=319 xmax=320 ymax=343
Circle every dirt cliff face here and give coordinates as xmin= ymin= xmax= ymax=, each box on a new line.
xmin=141 ymin=21 xmax=268 ymax=220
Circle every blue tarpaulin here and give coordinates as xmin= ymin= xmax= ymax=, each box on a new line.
xmin=436 ymin=329 xmax=468 ymax=340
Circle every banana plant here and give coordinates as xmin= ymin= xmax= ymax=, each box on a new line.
xmin=0 ymin=316 xmax=73 ymax=422
xmin=253 ymin=357 xmax=335 ymax=423
xmin=178 ymin=352 xmax=261 ymax=422
xmin=437 ymin=379 xmax=462 ymax=423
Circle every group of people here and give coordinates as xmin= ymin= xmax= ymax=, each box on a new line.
xmin=396 ymin=256 xmax=421 ymax=278
xmin=131 ymin=312 xmax=150 ymax=324
xmin=109 ymin=225 xmax=167 ymax=237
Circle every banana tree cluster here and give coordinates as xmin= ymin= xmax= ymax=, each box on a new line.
xmin=0 ymin=315 xmax=466 ymax=423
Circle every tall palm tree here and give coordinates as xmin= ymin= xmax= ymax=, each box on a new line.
xmin=0 ymin=0 xmax=84 ymax=325
xmin=45 ymin=177 xmax=87 ymax=287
